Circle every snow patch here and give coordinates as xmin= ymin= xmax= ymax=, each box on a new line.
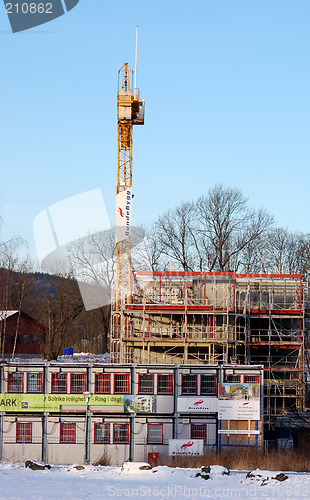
xmin=121 ymin=462 xmax=152 ymax=473
xmin=202 ymin=465 xmax=229 ymax=475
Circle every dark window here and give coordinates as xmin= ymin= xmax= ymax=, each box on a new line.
xmin=27 ymin=373 xmax=43 ymax=393
xmin=70 ymin=373 xmax=87 ymax=393
xmin=200 ymin=375 xmax=216 ymax=395
xmin=16 ymin=423 xmax=32 ymax=443
xmin=94 ymin=423 xmax=110 ymax=443
xmin=147 ymin=424 xmax=163 ymax=444
xmin=157 ymin=374 xmax=173 ymax=394
xmin=8 ymin=372 xmax=23 ymax=393
xmin=51 ymin=373 xmax=67 ymax=393
xmin=60 ymin=423 xmax=76 ymax=443
xmin=225 ymin=375 xmax=241 ymax=383
xmin=95 ymin=373 xmax=111 ymax=394
xmin=244 ymin=376 xmax=259 ymax=383
xmin=113 ymin=423 xmax=129 ymax=443
xmin=181 ymin=374 xmax=197 ymax=394
xmin=138 ymin=374 xmax=154 ymax=394
xmin=191 ymin=424 xmax=207 ymax=441
xmin=114 ymin=374 xmax=130 ymax=394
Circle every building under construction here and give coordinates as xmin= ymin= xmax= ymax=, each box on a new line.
xmin=111 ymin=271 xmax=305 ymax=424
xmin=111 ymin=60 xmax=305 ymax=429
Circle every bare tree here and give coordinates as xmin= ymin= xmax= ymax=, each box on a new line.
xmin=68 ymin=230 xmax=117 ymax=351
xmin=299 ymin=235 xmax=310 ymax=276
xmin=134 ymin=224 xmax=165 ymax=271
xmin=196 ymin=184 xmax=273 ymax=271
xmin=32 ymin=273 xmax=84 ymax=360
xmin=263 ymin=228 xmax=307 ymax=274
xmin=0 ymin=237 xmax=33 ymax=358
xmin=69 ymin=230 xmax=116 ymax=293
xmin=153 ymin=201 xmax=199 ymax=271
xmin=0 ymin=236 xmax=27 ymax=272
xmin=237 ymin=234 xmax=267 ymax=273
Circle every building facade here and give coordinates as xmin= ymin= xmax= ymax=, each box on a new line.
xmin=0 ymin=362 xmax=263 ymax=465
xmin=0 ymin=311 xmax=46 ymax=357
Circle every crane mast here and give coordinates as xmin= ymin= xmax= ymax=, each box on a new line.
xmin=112 ymin=63 xmax=144 ymax=362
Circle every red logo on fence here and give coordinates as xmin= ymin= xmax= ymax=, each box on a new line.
xmin=194 ymin=399 xmax=204 ymax=406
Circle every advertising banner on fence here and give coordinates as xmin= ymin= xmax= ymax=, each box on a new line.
xmin=177 ymin=397 xmax=218 ymax=413
xmin=218 ymin=383 xmax=260 ymax=420
xmin=0 ymin=394 xmax=124 ymax=413
xmin=169 ymin=439 xmax=204 ymax=456
xmin=0 ymin=393 xmax=155 ymax=413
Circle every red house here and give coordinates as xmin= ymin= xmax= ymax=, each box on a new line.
xmin=0 ymin=311 xmax=46 ymax=358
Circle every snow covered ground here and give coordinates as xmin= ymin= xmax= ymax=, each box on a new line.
xmin=0 ymin=461 xmax=309 ymax=500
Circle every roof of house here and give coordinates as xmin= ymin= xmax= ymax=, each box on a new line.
xmin=0 ymin=310 xmax=19 ymax=321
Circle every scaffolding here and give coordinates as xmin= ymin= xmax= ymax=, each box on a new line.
xmin=110 ymin=271 xmax=305 ymax=422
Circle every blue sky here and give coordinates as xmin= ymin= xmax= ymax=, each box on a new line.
xmin=0 ymin=0 xmax=309 ymax=257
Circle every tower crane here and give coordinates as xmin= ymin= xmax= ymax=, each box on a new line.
xmin=112 ymin=62 xmax=144 ymax=362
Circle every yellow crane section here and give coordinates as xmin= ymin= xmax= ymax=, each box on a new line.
xmin=113 ymin=62 xmax=144 ymax=361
